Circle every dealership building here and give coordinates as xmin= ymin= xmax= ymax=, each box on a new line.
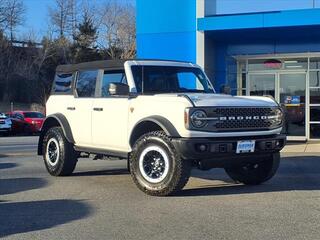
xmin=136 ymin=0 xmax=320 ymax=141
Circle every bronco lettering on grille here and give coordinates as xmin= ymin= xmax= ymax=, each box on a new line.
xmin=219 ymin=116 xmax=269 ymax=121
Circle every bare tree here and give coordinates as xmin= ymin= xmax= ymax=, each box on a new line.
xmin=99 ymin=1 xmax=136 ymax=59
xmin=48 ymin=0 xmax=78 ymax=38
xmin=0 ymin=0 xmax=25 ymax=41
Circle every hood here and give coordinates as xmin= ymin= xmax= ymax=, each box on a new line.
xmin=182 ymin=93 xmax=278 ymax=107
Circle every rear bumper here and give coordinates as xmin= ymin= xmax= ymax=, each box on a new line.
xmin=172 ymin=134 xmax=286 ymax=169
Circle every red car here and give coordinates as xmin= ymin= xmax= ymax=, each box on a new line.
xmin=7 ymin=111 xmax=45 ymax=134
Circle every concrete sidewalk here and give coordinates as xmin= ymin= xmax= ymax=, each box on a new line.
xmin=282 ymin=142 xmax=320 ymax=153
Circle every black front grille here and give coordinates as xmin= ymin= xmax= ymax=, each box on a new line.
xmin=0 ymin=120 xmax=5 ymax=124
xmin=212 ymin=107 xmax=273 ymax=116
xmin=207 ymin=107 xmax=278 ymax=132
xmin=215 ymin=119 xmax=272 ymax=129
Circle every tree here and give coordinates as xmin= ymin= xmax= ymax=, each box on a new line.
xmin=6 ymin=0 xmax=25 ymax=42
xmin=48 ymin=0 xmax=78 ymax=38
xmin=71 ymin=12 xmax=100 ymax=63
xmin=0 ymin=0 xmax=25 ymax=41
xmin=99 ymin=1 xmax=136 ymax=59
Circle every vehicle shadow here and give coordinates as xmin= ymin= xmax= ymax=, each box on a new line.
xmin=0 ymin=178 xmax=47 ymax=195
xmin=176 ymin=155 xmax=320 ymax=197
xmin=72 ymin=168 xmax=129 ymax=176
xmin=0 ymin=162 xmax=18 ymax=169
xmin=0 ymin=199 xmax=92 ymax=238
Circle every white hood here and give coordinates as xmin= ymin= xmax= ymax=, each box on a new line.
xmin=183 ymin=93 xmax=278 ymax=107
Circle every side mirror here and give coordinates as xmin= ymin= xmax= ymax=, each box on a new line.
xmin=108 ymin=82 xmax=129 ymax=96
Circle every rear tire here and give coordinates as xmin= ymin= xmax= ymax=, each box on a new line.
xmin=129 ymin=131 xmax=191 ymax=196
xmin=42 ymin=127 xmax=78 ymax=176
xmin=225 ymin=152 xmax=280 ymax=185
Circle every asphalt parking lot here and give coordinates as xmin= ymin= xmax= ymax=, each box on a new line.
xmin=0 ymin=137 xmax=320 ymax=240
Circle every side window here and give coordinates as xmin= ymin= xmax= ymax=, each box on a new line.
xmin=53 ymin=73 xmax=73 ymax=93
xmin=131 ymin=66 xmax=142 ymax=92
xmin=101 ymin=70 xmax=127 ymax=97
xmin=16 ymin=114 xmax=24 ymax=120
xmin=76 ymin=70 xmax=98 ymax=98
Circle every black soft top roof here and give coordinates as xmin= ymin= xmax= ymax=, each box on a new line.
xmin=56 ymin=60 xmax=126 ymax=73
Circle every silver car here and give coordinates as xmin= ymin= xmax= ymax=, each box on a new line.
xmin=0 ymin=112 xmax=12 ymax=136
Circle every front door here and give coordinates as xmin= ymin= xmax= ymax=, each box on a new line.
xmin=91 ymin=69 xmax=130 ymax=152
xmin=248 ymin=72 xmax=307 ymax=140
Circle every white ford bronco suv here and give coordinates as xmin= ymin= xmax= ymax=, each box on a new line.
xmin=38 ymin=60 xmax=286 ymax=196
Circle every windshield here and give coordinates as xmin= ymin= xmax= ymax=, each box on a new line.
xmin=131 ymin=66 xmax=215 ymax=94
xmin=23 ymin=112 xmax=45 ymax=118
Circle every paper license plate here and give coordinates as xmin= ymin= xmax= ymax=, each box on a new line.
xmin=236 ymin=140 xmax=255 ymax=153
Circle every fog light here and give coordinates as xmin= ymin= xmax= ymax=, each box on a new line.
xmin=196 ymin=144 xmax=208 ymax=152
xmin=275 ymin=140 xmax=280 ymax=147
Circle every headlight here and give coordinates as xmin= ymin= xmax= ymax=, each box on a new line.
xmin=269 ymin=108 xmax=283 ymax=127
xmin=5 ymin=119 xmax=12 ymax=125
xmin=190 ymin=110 xmax=207 ymax=128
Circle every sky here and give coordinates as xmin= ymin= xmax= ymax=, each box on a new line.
xmin=18 ymin=0 xmax=136 ymax=40
xmin=19 ymin=0 xmax=320 ymax=40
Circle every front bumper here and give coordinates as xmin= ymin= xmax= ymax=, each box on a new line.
xmin=172 ymin=134 xmax=286 ymax=169
xmin=0 ymin=125 xmax=11 ymax=132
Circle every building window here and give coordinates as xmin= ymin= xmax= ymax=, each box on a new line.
xmin=310 ymin=124 xmax=320 ymax=139
xmin=309 ymin=58 xmax=320 ymax=69
xmin=237 ymin=60 xmax=246 ymax=95
xmin=283 ymin=58 xmax=307 ymax=70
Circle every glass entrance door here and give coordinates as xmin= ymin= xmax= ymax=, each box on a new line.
xmin=248 ymin=73 xmax=276 ymax=98
xmin=248 ymin=72 xmax=307 ymax=140
xmin=279 ymin=73 xmax=306 ymax=140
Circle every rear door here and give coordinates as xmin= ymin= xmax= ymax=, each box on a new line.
xmin=67 ymin=70 xmax=98 ymax=147
xmin=91 ymin=69 xmax=130 ymax=152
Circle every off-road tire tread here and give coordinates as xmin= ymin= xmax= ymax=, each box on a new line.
xmin=130 ymin=131 xmax=191 ymax=196
xmin=42 ymin=127 xmax=77 ymax=176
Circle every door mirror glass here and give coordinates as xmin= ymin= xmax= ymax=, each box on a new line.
xmin=108 ymin=83 xmax=129 ymax=96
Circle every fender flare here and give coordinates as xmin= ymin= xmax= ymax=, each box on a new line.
xmin=38 ymin=113 xmax=74 ymax=155
xmin=129 ymin=116 xmax=180 ymax=147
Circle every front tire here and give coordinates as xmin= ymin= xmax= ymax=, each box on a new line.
xmin=225 ymin=152 xmax=280 ymax=185
xmin=42 ymin=127 xmax=78 ymax=176
xmin=130 ymin=131 xmax=191 ymax=196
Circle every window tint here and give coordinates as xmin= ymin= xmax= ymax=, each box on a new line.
xmin=101 ymin=70 xmax=127 ymax=97
xmin=53 ymin=73 xmax=73 ymax=93
xmin=76 ymin=70 xmax=98 ymax=98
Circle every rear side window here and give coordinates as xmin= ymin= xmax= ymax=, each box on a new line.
xmin=101 ymin=70 xmax=127 ymax=97
xmin=53 ymin=73 xmax=73 ymax=93
xmin=76 ymin=70 xmax=98 ymax=98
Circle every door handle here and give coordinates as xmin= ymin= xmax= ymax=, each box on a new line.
xmin=93 ymin=107 xmax=103 ymax=111
xmin=67 ymin=107 xmax=76 ymax=111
